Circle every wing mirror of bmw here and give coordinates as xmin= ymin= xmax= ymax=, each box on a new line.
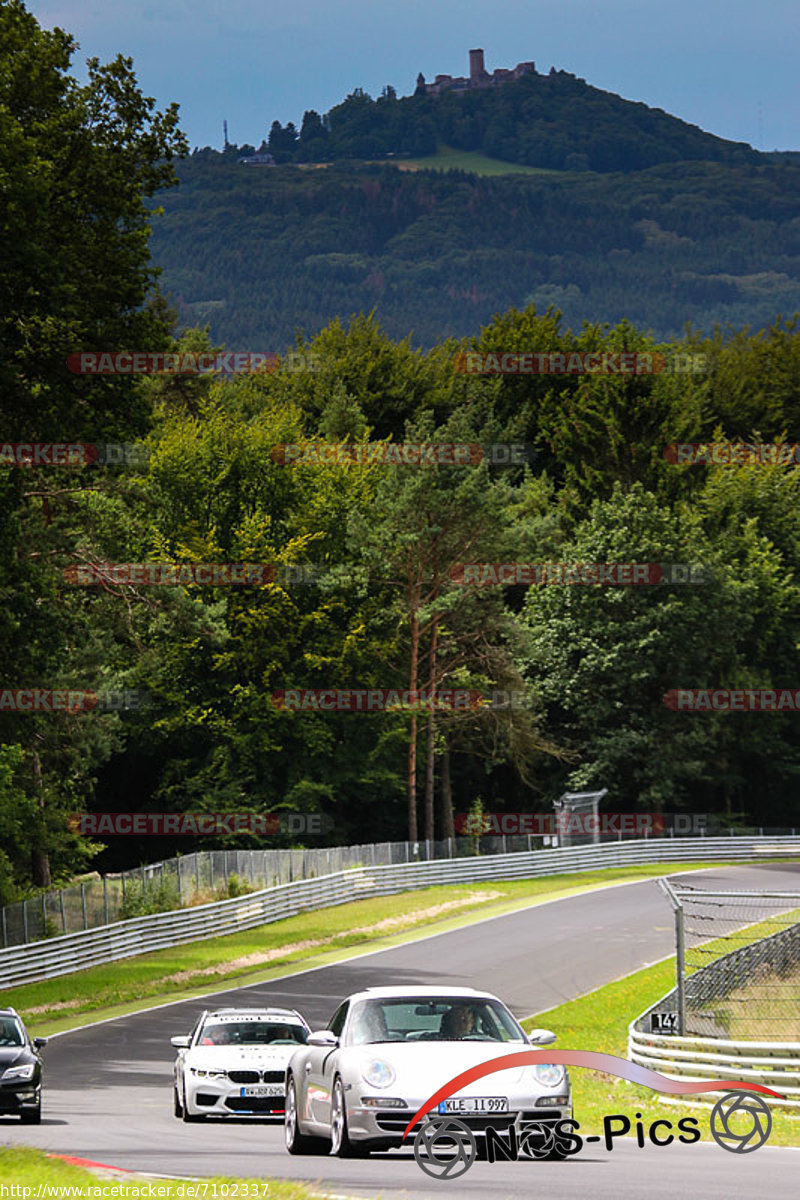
xmin=527 ymin=1028 xmax=557 ymax=1045
xmin=170 ymin=1035 xmax=191 ymax=1048
xmin=32 ymin=1038 xmax=48 ymax=1050
xmin=307 ymin=1030 xmax=339 ymax=1047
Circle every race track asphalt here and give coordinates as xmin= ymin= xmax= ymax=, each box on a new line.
xmin=2 ymin=862 xmax=798 ymax=1199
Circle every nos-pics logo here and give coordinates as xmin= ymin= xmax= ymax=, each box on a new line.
xmin=406 ymin=1051 xmax=780 ymax=1179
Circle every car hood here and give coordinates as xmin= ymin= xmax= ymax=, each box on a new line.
xmin=0 ymin=1048 xmax=28 ymax=1069
xmin=185 ymin=1045 xmax=296 ymax=1070
xmin=353 ymin=1041 xmax=552 ymax=1091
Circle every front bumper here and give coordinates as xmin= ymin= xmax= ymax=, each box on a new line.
xmin=0 ymin=1083 xmax=40 ymax=1115
xmin=186 ymin=1074 xmax=286 ymax=1117
xmin=346 ymin=1101 xmax=574 ymax=1146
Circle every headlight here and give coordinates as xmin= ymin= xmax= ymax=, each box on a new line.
xmin=361 ymin=1060 xmax=395 ymax=1089
xmin=189 ymin=1068 xmax=227 ymax=1078
xmin=532 ymin=1064 xmax=565 ymax=1089
xmin=2 ymin=1064 xmax=35 ymax=1082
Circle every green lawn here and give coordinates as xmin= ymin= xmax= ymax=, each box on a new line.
xmin=4 ymin=861 xmax=741 ymax=1035
xmin=400 ymin=143 xmax=563 ymax=175
xmin=523 ymin=959 xmax=800 ymax=1148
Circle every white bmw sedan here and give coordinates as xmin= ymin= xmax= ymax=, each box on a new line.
xmin=284 ymin=986 xmax=571 ymax=1157
xmin=172 ymin=1006 xmax=310 ymax=1120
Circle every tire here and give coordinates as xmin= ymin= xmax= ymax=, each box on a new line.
xmin=174 ymin=1085 xmax=184 ymax=1119
xmin=20 ymin=1102 xmax=41 ymax=1125
xmin=182 ymin=1085 xmax=204 ymax=1123
xmin=284 ymin=1076 xmax=328 ymax=1155
xmin=330 ymin=1076 xmax=368 ymax=1158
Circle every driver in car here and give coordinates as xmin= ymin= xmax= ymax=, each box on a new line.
xmin=270 ymin=1025 xmax=294 ymax=1042
xmin=201 ymin=1025 xmax=232 ymax=1045
xmin=440 ymin=1005 xmax=478 ymax=1039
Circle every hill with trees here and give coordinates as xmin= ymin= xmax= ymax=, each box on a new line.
xmin=256 ymin=68 xmax=759 ymax=173
xmin=149 ymin=155 xmax=800 ymax=349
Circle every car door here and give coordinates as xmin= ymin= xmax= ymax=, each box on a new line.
xmin=306 ymin=1001 xmax=348 ymax=1130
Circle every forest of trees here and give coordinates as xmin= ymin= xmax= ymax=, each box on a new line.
xmin=2 ymin=0 xmax=800 ymax=903
xmin=149 ymin=155 xmax=800 ymax=349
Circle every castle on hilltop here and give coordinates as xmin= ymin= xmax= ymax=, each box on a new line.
xmin=415 ymin=48 xmax=545 ymax=97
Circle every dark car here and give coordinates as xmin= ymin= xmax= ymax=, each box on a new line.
xmin=0 ymin=1008 xmax=46 ymax=1124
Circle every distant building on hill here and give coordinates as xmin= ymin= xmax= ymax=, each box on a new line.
xmin=238 ymin=152 xmax=276 ymax=165
xmin=415 ymin=48 xmax=536 ymax=97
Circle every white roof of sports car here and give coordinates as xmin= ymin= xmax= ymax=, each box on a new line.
xmin=355 ymin=986 xmax=501 ymax=1000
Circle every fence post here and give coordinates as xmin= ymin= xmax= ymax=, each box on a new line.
xmin=675 ymin=901 xmax=686 ymax=1036
xmin=103 ymin=875 xmax=109 ymax=924
xmin=41 ymin=893 xmax=47 ymax=936
xmin=60 ymin=889 xmax=67 ymax=933
xmin=81 ymin=882 xmax=88 ymax=930
xmin=23 ymin=901 xmax=29 ymax=944
xmin=176 ymin=857 xmax=182 ymax=905
xmin=1 ymin=905 xmax=6 ymax=948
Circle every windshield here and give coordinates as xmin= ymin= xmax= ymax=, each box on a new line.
xmin=198 ymin=1019 xmax=308 ymax=1046
xmin=0 ymin=1018 xmax=24 ymax=1047
xmin=348 ymin=997 xmax=526 ymax=1045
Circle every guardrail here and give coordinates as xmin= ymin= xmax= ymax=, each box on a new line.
xmin=629 ymin=882 xmax=800 ymax=1107
xmin=2 ymin=835 xmax=799 ymax=990
xmin=629 ymin=1025 xmax=800 ymax=1108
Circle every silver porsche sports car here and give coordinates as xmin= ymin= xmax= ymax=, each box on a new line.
xmin=284 ymin=985 xmax=571 ymax=1157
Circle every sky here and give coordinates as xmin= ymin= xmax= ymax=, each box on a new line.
xmin=30 ymin=0 xmax=800 ymax=153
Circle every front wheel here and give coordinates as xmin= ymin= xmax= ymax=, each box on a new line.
xmin=285 ymin=1076 xmax=328 ymax=1155
xmin=330 ymin=1077 xmax=368 ymax=1157
xmin=174 ymin=1084 xmax=183 ymax=1118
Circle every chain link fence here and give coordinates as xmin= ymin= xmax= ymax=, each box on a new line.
xmin=659 ymin=880 xmax=800 ymax=1039
xmin=0 ymin=834 xmax=545 ymax=948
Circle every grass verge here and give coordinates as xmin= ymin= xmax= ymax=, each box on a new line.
xmin=4 ymin=861 xmax=743 ymax=1036
xmin=400 ymin=143 xmax=563 ymax=175
xmin=522 ymin=959 xmax=800 ymax=1148
xmin=0 ymin=1146 xmax=324 ymax=1199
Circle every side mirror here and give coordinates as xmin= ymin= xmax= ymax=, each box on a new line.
xmin=33 ymin=1037 xmax=48 ymax=1050
xmin=170 ymin=1035 xmax=191 ymax=1048
xmin=528 ymin=1028 xmax=557 ymax=1046
xmin=307 ymin=1030 xmax=339 ymax=1047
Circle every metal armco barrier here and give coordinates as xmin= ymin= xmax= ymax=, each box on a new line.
xmin=628 ymin=1026 xmax=800 ymax=1108
xmin=2 ymin=835 xmax=799 ymax=989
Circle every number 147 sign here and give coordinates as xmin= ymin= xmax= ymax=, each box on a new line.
xmin=651 ymin=1012 xmax=679 ymax=1033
